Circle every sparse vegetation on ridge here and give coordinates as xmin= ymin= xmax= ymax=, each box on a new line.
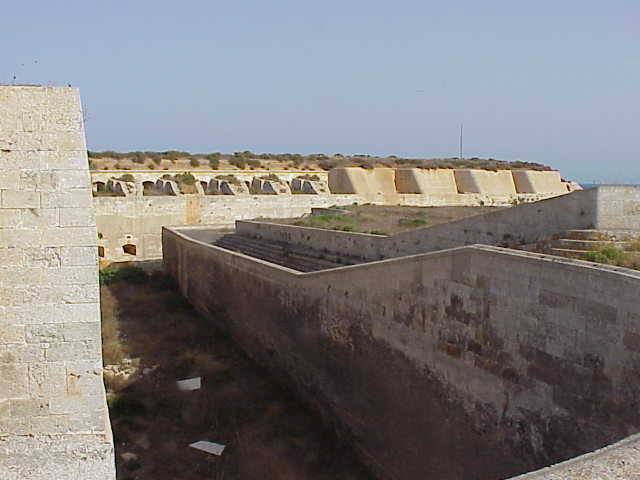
xmin=279 ymin=205 xmax=496 ymax=235
xmin=88 ymin=150 xmax=551 ymax=172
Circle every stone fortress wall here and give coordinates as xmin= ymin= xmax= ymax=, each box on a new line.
xmin=164 ymin=186 xmax=640 ymax=480
xmin=236 ymin=186 xmax=640 ymax=263
xmin=93 ymin=166 xmax=579 ymax=262
xmin=0 ymin=86 xmax=115 ymax=479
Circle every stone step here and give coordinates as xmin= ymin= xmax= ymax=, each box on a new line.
xmin=219 ymin=235 xmax=343 ymax=269
xmin=551 ymin=238 xmax=632 ymax=250
xmin=557 ymin=230 xmax=639 ymax=241
xmin=547 ymin=248 xmax=591 ymax=259
xmin=214 ymin=235 xmax=344 ymax=272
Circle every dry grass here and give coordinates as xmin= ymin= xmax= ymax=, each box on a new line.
xmin=101 ymin=268 xmax=372 ymax=480
xmin=271 ymin=205 xmax=500 ymax=236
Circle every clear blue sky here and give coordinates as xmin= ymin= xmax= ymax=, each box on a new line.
xmin=2 ymin=1 xmax=638 ymax=183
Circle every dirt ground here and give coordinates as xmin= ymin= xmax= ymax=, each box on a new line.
xmin=101 ymin=268 xmax=372 ymax=480
xmin=265 ymin=205 xmax=501 ymax=235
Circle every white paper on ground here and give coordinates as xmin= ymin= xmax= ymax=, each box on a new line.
xmin=176 ymin=376 xmax=201 ymax=391
xmin=189 ymin=441 xmax=225 ymax=456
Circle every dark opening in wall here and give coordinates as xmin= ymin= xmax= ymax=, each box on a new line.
xmin=122 ymin=244 xmax=137 ymax=256
xmin=94 ymin=181 xmax=106 ymax=192
xmin=98 ymin=246 xmax=105 ymax=258
xmin=142 ymin=181 xmax=155 ymax=195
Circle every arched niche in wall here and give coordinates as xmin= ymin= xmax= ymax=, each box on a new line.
xmin=142 ymin=181 xmax=155 ymax=195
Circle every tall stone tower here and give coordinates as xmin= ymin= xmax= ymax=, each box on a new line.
xmin=0 ymin=86 xmax=115 ymax=479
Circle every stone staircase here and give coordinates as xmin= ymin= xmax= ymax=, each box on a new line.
xmin=519 ymin=229 xmax=640 ymax=260
xmin=214 ymin=234 xmax=355 ymax=272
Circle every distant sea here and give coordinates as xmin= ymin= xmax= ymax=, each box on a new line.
xmin=579 ymin=183 xmax=639 ymax=189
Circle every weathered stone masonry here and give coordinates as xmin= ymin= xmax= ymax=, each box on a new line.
xmin=0 ymin=86 xmax=115 ymax=479
xmin=164 ymin=189 xmax=640 ymax=480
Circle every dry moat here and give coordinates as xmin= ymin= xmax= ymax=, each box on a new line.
xmin=101 ymin=266 xmax=372 ymax=480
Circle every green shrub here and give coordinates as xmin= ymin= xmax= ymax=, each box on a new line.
xmin=206 ymin=152 xmax=221 ymax=169
xmin=296 ymin=174 xmax=320 ymax=182
xmin=311 ymin=214 xmax=351 ymax=224
xmin=584 ymin=247 xmax=624 ymax=264
xmin=229 ymin=157 xmax=247 ymax=169
xmin=600 ymin=247 xmax=624 ymax=261
xmin=99 ymin=265 xmax=148 ymax=286
xmin=131 ymin=151 xmax=146 ymax=164
xmin=260 ymin=173 xmax=282 ymax=183
xmin=189 ymin=158 xmax=200 ymax=167
xmin=99 ymin=268 xmax=117 ymax=286
xmin=162 ymin=150 xmax=190 ymax=161
xmin=399 ymin=217 xmax=429 ymax=228
xmin=215 ymin=174 xmax=241 ymax=185
xmin=162 ymin=172 xmax=196 ymax=185
xmin=116 ymin=174 xmax=135 ymax=182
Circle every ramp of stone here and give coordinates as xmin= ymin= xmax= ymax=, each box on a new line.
xmin=214 ymin=234 xmax=351 ymax=272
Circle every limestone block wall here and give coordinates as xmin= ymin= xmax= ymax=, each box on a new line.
xmin=454 ymin=168 xmax=517 ymax=194
xmin=328 ymin=167 xmax=398 ymax=199
xmin=236 ymin=186 xmax=639 ymax=263
xmin=395 ymin=168 xmax=458 ymax=194
xmin=164 ymin=227 xmax=640 ymax=480
xmin=512 ymin=170 xmax=569 ymax=194
xmin=329 ymin=166 xmax=575 ymax=200
xmin=0 ymin=86 xmax=114 ymax=479
xmin=94 ymin=194 xmax=365 ymax=262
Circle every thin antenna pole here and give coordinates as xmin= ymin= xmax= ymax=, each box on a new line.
xmin=459 ymin=123 xmax=463 ymax=159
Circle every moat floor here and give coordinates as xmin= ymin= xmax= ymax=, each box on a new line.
xmin=101 ymin=268 xmax=372 ymax=480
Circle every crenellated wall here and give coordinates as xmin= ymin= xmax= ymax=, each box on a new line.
xmin=0 ymin=86 xmax=115 ymax=479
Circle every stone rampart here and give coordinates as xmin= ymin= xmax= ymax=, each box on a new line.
xmin=95 ymin=193 xmax=365 ymax=262
xmin=512 ymin=170 xmax=567 ymax=195
xmin=0 ymin=86 xmax=115 ymax=479
xmin=164 ymin=226 xmax=640 ymax=480
xmin=328 ymin=167 xmax=575 ymax=200
xmin=454 ymin=168 xmax=518 ymax=194
xmin=92 ymin=166 xmax=579 ymax=263
xmin=236 ymin=186 xmax=640 ymax=263
xmin=395 ymin=168 xmax=458 ymax=194
xmin=93 ymin=190 xmax=561 ymax=263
